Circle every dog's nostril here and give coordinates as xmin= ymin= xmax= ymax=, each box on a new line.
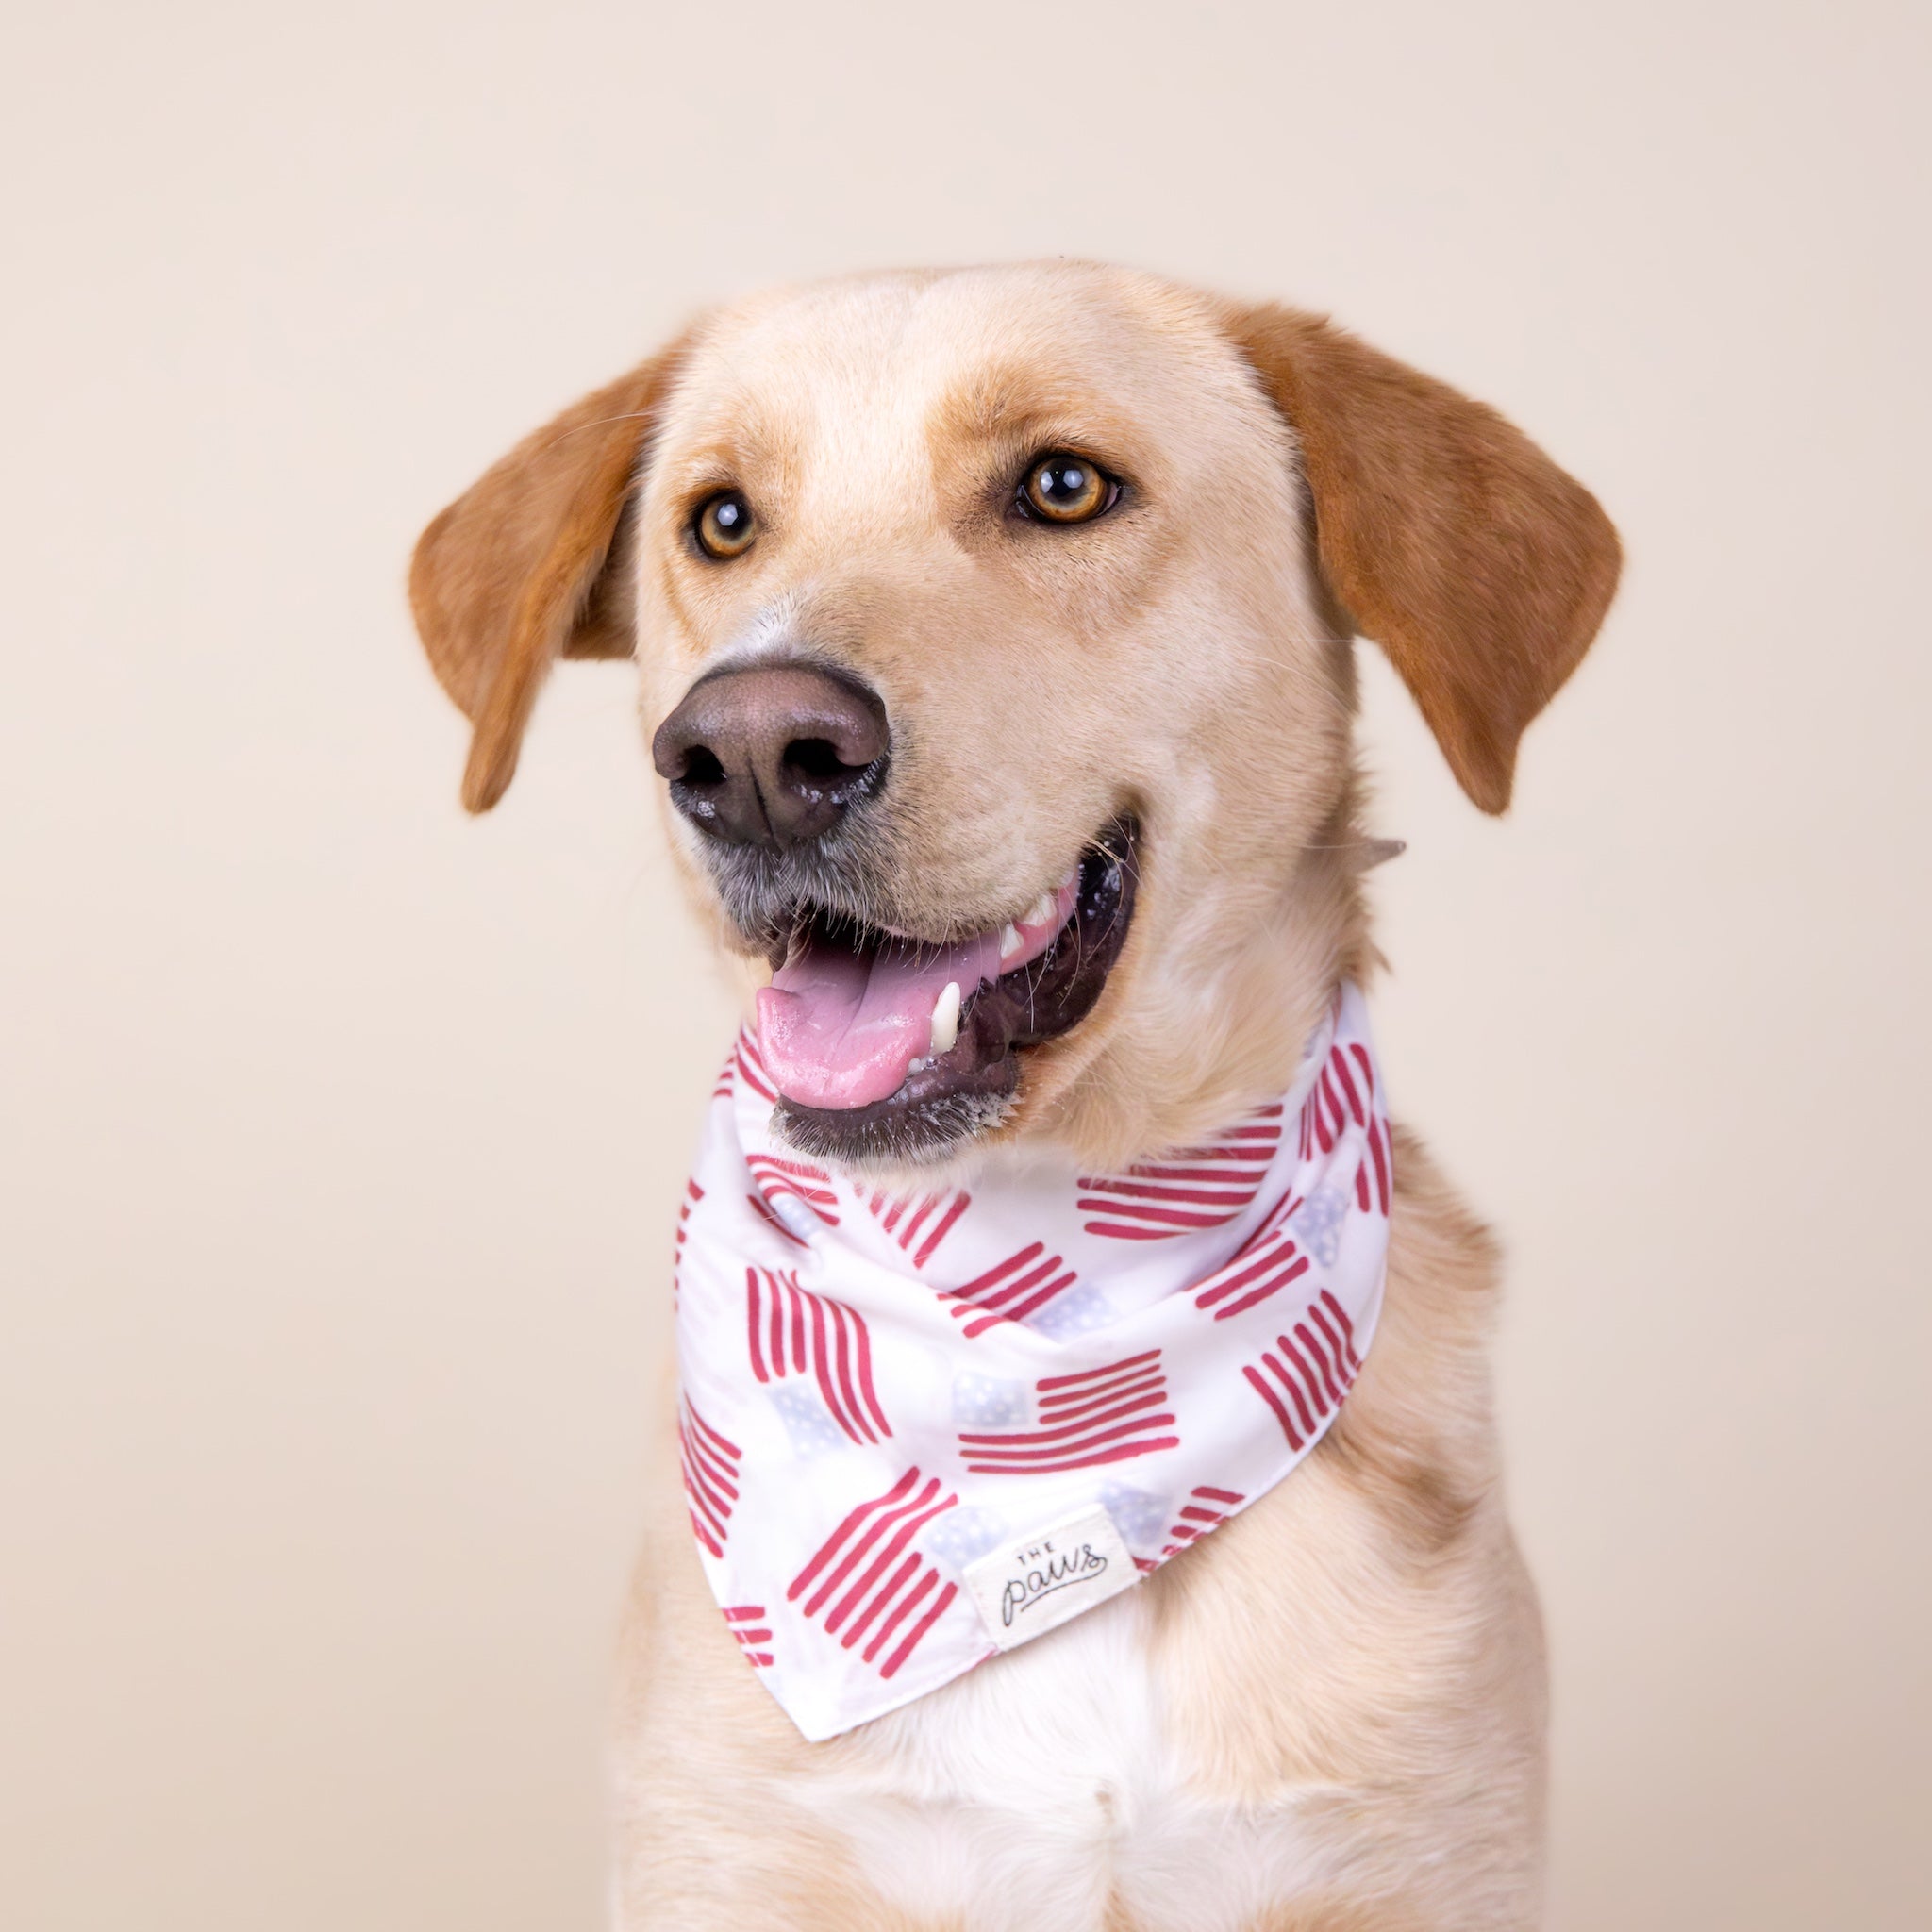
xmin=784 ymin=738 xmax=852 ymax=782
xmin=679 ymin=744 xmax=727 ymax=787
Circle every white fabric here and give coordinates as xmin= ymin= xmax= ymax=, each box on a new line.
xmin=673 ymin=983 xmax=1392 ymax=1741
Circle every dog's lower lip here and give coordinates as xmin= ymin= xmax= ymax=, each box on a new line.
xmin=769 ymin=818 xmax=1140 ymax=1165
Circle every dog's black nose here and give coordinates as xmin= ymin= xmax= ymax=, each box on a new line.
xmin=651 ymin=663 xmax=890 ymax=849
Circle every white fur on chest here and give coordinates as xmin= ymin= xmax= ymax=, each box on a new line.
xmin=791 ymin=1588 xmax=1322 ymax=1932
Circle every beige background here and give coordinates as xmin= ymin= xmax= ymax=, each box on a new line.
xmin=4 ymin=2 xmax=1927 ymax=1926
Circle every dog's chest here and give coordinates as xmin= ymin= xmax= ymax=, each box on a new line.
xmin=800 ymin=1590 xmax=1318 ymax=1932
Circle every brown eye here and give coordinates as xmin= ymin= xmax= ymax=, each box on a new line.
xmin=694 ymin=490 xmax=757 ymax=558
xmin=1018 ymin=453 xmax=1113 ymax=524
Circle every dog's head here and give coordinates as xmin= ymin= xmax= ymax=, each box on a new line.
xmin=411 ymin=264 xmax=1618 ymax=1173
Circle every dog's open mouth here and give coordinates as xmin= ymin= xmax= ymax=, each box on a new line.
xmin=756 ymin=819 xmax=1140 ymax=1165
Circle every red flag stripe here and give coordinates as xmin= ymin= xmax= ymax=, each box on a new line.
xmin=861 ymin=1567 xmax=937 ymax=1664
xmin=912 ymin=1192 xmax=970 ymax=1266
xmin=1347 ymin=1041 xmax=1376 ymax=1098
xmin=1307 ymin=1303 xmax=1353 ymax=1383
xmin=962 ymin=1412 xmax=1179 ymax=1461
xmin=851 ymin=1307 xmax=888 ymax=1435
xmin=838 ymin=1551 xmax=923 ymax=1647
xmin=964 ymin=1437 xmax=1180 ymax=1474
xmin=683 ymin=1478 xmax=727 ymax=1545
xmin=955 ymin=1242 xmax=1044 ymax=1297
xmin=878 ymin=1579 xmax=958 ymax=1680
xmin=800 ymin=1481 xmax=942 ymax=1621
xmin=679 ymin=1428 xmax=739 ymax=1508
xmin=941 ymin=1241 xmax=1077 ymax=1329
xmin=745 ymin=1268 xmax=891 ymax=1443
xmin=824 ymin=1491 xmax=958 ymax=1634
xmin=1293 ymin=1320 xmax=1344 ymax=1408
xmin=679 ymin=1399 xmax=741 ymax=1556
xmin=734 ymin=1033 xmax=776 ymax=1101
xmin=1266 ymin=1348 xmax=1320 ymax=1437
xmin=1035 ymin=1374 xmax=1166 ymax=1424
xmin=798 ymin=1475 xmax=949 ymax=1618
xmin=951 ymin=1305 xmax=1010 ymax=1340
xmin=1319 ymin=1289 xmax=1363 ymax=1371
xmin=1156 ymin=1484 xmax=1249 ymax=1561
xmin=1330 ymin=1050 xmax=1366 ymax=1124
xmin=679 ymin=1455 xmax=735 ymax=1524
xmin=746 ymin=1153 xmax=836 ymax=1184
xmin=864 ymin=1188 xmax=971 ymax=1266
xmin=684 ymin=1406 xmax=741 ymax=1460
xmin=1078 ymin=1176 xmax=1263 ymax=1204
xmin=1193 ymin=1238 xmax=1294 ymax=1303
xmin=723 ymin=1603 xmax=774 ymax=1669
xmin=1079 ymin=1108 xmax=1281 ymax=1238
xmin=807 ymin=1294 xmax=860 ymax=1442
xmin=1277 ymin=1333 xmax=1330 ymax=1418
xmin=897 ymin=1192 xmax=940 ymax=1247
xmin=1246 ymin=1360 xmax=1305 ymax=1450
xmin=1037 ymin=1361 xmax=1160 ymax=1406
xmin=746 ymin=1154 xmax=841 ymax=1215
xmin=1077 ymin=1202 xmax=1245 ymax=1231
xmin=750 ymin=1174 xmax=840 ymax=1213
xmin=1208 ymin=1262 xmax=1311 ymax=1323
xmin=974 ymin=1253 xmax=1065 ymax=1310
xmin=999 ymin=1270 xmax=1078 ymax=1324
xmin=786 ymin=1468 xmax=922 ymax=1602
xmin=1039 ymin=1350 xmax=1161 ymax=1391
xmin=960 ymin=1391 xmax=1170 ymax=1446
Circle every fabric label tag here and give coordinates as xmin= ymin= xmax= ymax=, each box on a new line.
xmin=962 ymin=1507 xmax=1138 ymax=1651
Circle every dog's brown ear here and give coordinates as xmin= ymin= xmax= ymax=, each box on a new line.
xmin=408 ymin=340 xmax=689 ymax=812
xmin=1225 ymin=305 xmax=1621 ymax=813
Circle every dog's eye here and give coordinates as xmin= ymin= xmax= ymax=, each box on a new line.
xmin=693 ymin=491 xmax=757 ymax=559
xmin=1017 ymin=454 xmax=1116 ymax=525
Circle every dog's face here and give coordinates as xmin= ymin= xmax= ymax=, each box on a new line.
xmin=411 ymin=264 xmax=1618 ymax=1173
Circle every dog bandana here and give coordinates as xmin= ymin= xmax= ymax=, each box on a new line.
xmin=673 ymin=983 xmax=1392 ymax=1740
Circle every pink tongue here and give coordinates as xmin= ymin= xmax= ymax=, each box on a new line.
xmin=755 ymin=882 xmax=1077 ymax=1110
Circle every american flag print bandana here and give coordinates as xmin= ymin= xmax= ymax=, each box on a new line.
xmin=674 ymin=982 xmax=1391 ymax=1740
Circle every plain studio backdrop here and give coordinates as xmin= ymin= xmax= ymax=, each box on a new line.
xmin=3 ymin=3 xmax=1926 ymax=1927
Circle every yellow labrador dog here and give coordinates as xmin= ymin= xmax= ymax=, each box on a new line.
xmin=410 ymin=263 xmax=1618 ymax=1931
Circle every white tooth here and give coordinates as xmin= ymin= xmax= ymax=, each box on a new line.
xmin=1025 ymin=891 xmax=1055 ymax=928
xmin=908 ymin=1057 xmax=929 ymax=1074
xmin=999 ymin=922 xmax=1024 ymax=961
xmin=929 ymin=981 xmax=961 ymax=1056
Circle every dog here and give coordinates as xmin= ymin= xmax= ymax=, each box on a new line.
xmin=409 ymin=261 xmax=1619 ymax=1931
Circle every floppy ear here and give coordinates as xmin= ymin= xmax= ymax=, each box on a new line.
xmin=1224 ymin=305 xmax=1621 ymax=813
xmin=408 ymin=339 xmax=690 ymax=812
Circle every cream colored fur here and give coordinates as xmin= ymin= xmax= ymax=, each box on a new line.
xmin=411 ymin=261 xmax=1620 ymax=1929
